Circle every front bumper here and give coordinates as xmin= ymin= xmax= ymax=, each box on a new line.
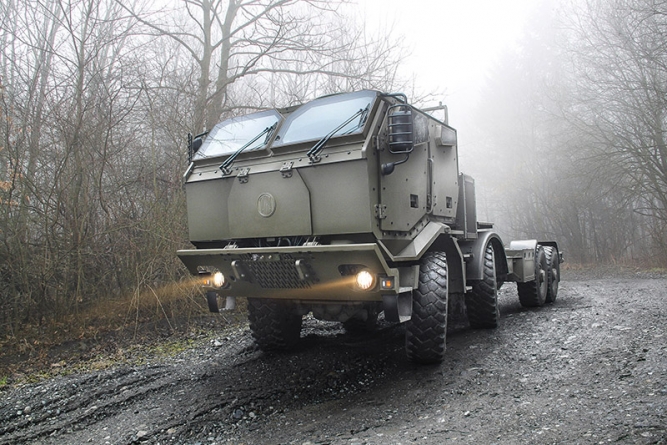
xmin=177 ymin=243 xmax=401 ymax=302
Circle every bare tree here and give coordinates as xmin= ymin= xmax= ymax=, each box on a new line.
xmin=559 ymin=0 xmax=667 ymax=262
xmin=119 ymin=0 xmax=402 ymax=132
xmin=0 ymin=0 xmax=146 ymax=328
xmin=0 ymin=0 xmax=67 ymax=325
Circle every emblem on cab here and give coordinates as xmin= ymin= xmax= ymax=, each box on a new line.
xmin=257 ymin=192 xmax=276 ymax=217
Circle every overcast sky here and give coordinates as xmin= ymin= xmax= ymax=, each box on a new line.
xmin=361 ymin=0 xmax=536 ymax=121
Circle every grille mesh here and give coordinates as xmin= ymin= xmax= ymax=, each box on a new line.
xmin=241 ymin=258 xmax=311 ymax=289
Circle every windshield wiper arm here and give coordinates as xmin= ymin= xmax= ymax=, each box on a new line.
xmin=307 ymin=104 xmax=370 ymax=163
xmin=220 ymin=122 xmax=277 ymax=175
xmin=342 ymin=104 xmax=371 ymax=135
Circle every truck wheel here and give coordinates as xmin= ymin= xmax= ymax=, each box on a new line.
xmin=247 ymin=298 xmax=302 ymax=351
xmin=517 ymin=245 xmax=548 ymax=307
xmin=466 ymin=243 xmax=499 ymax=328
xmin=544 ymin=246 xmax=560 ymax=303
xmin=405 ymin=251 xmax=448 ymax=364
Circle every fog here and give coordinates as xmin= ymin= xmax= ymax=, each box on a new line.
xmin=362 ymin=0 xmax=533 ymax=107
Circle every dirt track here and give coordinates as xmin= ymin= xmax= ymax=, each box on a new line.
xmin=1 ymin=277 xmax=666 ymax=444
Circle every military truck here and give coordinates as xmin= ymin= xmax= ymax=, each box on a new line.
xmin=177 ymin=90 xmax=563 ymax=364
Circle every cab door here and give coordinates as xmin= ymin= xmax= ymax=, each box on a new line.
xmin=377 ymin=112 xmax=431 ymax=233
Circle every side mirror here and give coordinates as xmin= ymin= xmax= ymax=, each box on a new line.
xmin=191 ymin=137 xmax=203 ymax=153
xmin=382 ymin=104 xmax=415 ymax=176
xmin=387 ymin=104 xmax=414 ymax=153
xmin=187 ymin=131 xmax=208 ymax=163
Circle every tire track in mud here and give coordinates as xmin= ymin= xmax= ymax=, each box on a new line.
xmin=0 ymin=365 xmax=186 ymax=443
xmin=0 ymin=319 xmax=407 ymax=444
xmin=1 ymin=278 xmax=666 ymax=444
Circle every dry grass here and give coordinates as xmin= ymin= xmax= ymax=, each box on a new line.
xmin=0 ymin=278 xmax=247 ymax=385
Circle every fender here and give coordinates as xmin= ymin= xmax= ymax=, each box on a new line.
xmin=462 ymin=231 xmax=509 ymax=282
xmin=506 ymin=239 xmax=539 ymax=282
xmin=538 ymin=240 xmax=564 ymax=263
xmin=377 ymin=221 xmax=447 ymax=262
xmin=508 ymin=238 xmax=539 ymax=252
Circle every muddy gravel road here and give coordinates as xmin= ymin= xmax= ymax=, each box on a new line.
xmin=1 ymin=277 xmax=666 ymax=445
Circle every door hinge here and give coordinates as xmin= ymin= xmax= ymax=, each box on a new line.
xmin=374 ymin=204 xmax=387 ymax=220
xmin=280 ymin=161 xmax=294 ymax=178
xmin=237 ymin=167 xmax=250 ymax=183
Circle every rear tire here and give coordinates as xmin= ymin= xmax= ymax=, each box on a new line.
xmin=517 ymin=246 xmax=548 ymax=307
xmin=406 ymin=251 xmax=448 ymax=364
xmin=466 ymin=243 xmax=499 ymax=328
xmin=544 ymin=246 xmax=560 ymax=303
xmin=247 ymin=298 xmax=302 ymax=351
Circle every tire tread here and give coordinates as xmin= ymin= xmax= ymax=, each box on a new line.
xmin=405 ymin=252 xmax=448 ymax=364
xmin=544 ymin=246 xmax=559 ymax=303
xmin=466 ymin=244 xmax=499 ymax=328
xmin=517 ymin=246 xmax=548 ymax=308
xmin=247 ymin=298 xmax=302 ymax=351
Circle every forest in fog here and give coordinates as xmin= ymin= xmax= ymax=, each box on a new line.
xmin=1 ymin=0 xmax=666 ymax=332
xmin=468 ymin=0 xmax=667 ymax=270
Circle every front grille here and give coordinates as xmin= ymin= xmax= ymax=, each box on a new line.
xmin=241 ymin=258 xmax=311 ymax=289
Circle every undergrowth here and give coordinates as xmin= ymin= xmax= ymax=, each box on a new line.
xmin=0 ymin=280 xmax=248 ymax=387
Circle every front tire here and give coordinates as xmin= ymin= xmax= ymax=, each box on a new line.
xmin=517 ymin=246 xmax=548 ymax=307
xmin=247 ymin=298 xmax=302 ymax=351
xmin=405 ymin=251 xmax=448 ymax=364
xmin=466 ymin=243 xmax=500 ymax=328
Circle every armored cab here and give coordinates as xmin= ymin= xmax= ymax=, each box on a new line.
xmin=177 ymin=90 xmax=562 ymax=363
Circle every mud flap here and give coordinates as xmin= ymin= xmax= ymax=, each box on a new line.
xmin=383 ymin=292 xmax=412 ymax=322
xmin=206 ymin=291 xmax=220 ymax=313
xmin=206 ymin=292 xmax=236 ymax=313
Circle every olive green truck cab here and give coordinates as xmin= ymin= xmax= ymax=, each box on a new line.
xmin=177 ymin=90 xmax=563 ymax=363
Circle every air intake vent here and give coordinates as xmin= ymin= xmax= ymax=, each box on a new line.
xmin=240 ymin=255 xmax=312 ymax=289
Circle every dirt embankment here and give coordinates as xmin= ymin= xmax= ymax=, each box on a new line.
xmin=1 ymin=277 xmax=666 ymax=444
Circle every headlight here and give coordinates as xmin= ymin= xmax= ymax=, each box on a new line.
xmin=212 ymin=272 xmax=225 ymax=288
xmin=355 ymin=270 xmax=375 ymax=291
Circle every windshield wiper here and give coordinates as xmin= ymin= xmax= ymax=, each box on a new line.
xmin=220 ymin=122 xmax=277 ymax=175
xmin=307 ymin=104 xmax=370 ymax=163
xmin=342 ymin=105 xmax=371 ymax=135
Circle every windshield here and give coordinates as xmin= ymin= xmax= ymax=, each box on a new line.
xmin=194 ymin=110 xmax=282 ymax=160
xmin=273 ymin=90 xmax=377 ymax=147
